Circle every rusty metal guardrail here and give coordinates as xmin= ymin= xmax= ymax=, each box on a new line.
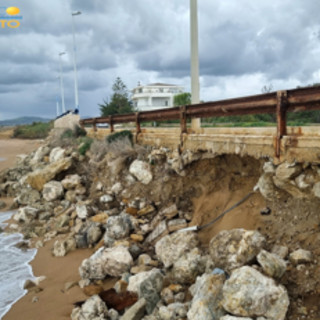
xmin=79 ymin=86 xmax=320 ymax=157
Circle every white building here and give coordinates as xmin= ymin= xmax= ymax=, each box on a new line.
xmin=131 ymin=83 xmax=184 ymax=111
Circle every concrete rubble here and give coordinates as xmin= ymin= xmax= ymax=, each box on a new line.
xmin=1 ymin=131 xmax=320 ymax=320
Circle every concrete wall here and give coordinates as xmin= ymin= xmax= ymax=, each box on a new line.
xmin=54 ymin=114 xmax=80 ymax=130
xmin=85 ymin=126 xmax=320 ymax=164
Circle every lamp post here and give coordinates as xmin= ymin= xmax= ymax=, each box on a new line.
xmin=56 ymin=76 xmax=61 ymax=117
xmin=190 ymin=0 xmax=201 ymax=131
xmin=71 ymin=10 xmax=81 ymax=114
xmin=58 ymin=52 xmax=66 ymax=113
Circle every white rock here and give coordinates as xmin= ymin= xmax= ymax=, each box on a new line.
xmin=271 ymin=245 xmax=289 ymax=259
xmin=275 ymin=162 xmax=302 ymax=180
xmin=49 ymin=147 xmax=66 ymax=163
xmin=79 ymin=246 xmax=133 ymax=279
xmin=257 ymin=174 xmax=279 ymax=201
xmin=13 ymin=207 xmax=39 ymax=223
xmin=263 ymin=161 xmax=275 ymax=174
xmin=187 ymin=273 xmax=226 ymax=320
xmin=71 ymin=295 xmax=108 ymax=320
xmin=52 ymin=237 xmax=76 ymax=257
xmin=159 ymin=303 xmax=188 ymax=320
xmin=104 ymin=215 xmax=131 ymax=241
xmin=30 ymin=146 xmax=50 ymax=165
xmin=43 ymin=180 xmax=64 ymax=201
xmin=111 ymin=182 xmax=122 ymax=194
xmin=295 ymin=174 xmax=311 ymax=190
xmin=172 ymin=248 xmax=206 ymax=284
xmin=289 ymin=249 xmax=313 ymax=265
xmin=129 ymin=160 xmax=153 ymax=185
xmin=155 ymin=231 xmax=199 ymax=268
xmin=61 ymin=174 xmax=81 ymax=190
xmin=76 ymin=204 xmax=89 ymax=219
xmin=209 ymin=228 xmax=266 ymax=273
xmin=257 ymin=249 xmax=287 ymax=278
xmin=100 ymin=194 xmax=114 ymax=203
xmin=313 ymin=182 xmax=320 ymax=198
xmin=222 ymin=266 xmax=289 ymax=320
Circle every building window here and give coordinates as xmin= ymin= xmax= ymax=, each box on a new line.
xmin=159 ymin=88 xmax=164 ymax=93
xmin=139 ymin=88 xmax=142 ymax=93
xmin=165 ymin=101 xmax=168 ymax=106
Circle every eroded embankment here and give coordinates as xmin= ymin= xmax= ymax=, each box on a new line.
xmin=1 ymin=131 xmax=320 ymax=320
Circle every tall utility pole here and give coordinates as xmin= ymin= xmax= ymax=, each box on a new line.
xmin=58 ymin=52 xmax=66 ymax=113
xmin=190 ymin=0 xmax=201 ymax=130
xmin=72 ymin=11 xmax=81 ymax=114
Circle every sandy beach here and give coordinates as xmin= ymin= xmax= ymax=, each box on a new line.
xmin=0 ymin=133 xmax=92 ymax=320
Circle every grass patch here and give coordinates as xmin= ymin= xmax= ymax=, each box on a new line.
xmin=106 ymin=130 xmax=133 ymax=145
xmin=12 ymin=122 xmax=53 ymax=139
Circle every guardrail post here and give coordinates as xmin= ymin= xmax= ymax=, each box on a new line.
xmin=276 ymin=90 xmax=288 ymax=157
xmin=93 ymin=118 xmax=97 ymax=132
xmin=135 ymin=112 xmax=141 ymax=134
xmin=180 ymin=106 xmax=187 ymax=134
xmin=109 ymin=116 xmax=114 ymax=132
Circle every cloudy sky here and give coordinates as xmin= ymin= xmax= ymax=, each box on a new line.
xmin=1 ymin=0 xmax=320 ymax=120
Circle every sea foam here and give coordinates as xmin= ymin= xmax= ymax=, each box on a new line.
xmin=0 ymin=212 xmax=36 ymax=319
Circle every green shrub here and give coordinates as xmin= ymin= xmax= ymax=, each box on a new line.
xmin=74 ymin=125 xmax=87 ymax=137
xmin=78 ymin=137 xmax=93 ymax=156
xmin=12 ymin=122 xmax=52 ymax=139
xmin=60 ymin=125 xmax=87 ymax=140
xmin=106 ymin=130 xmax=133 ymax=145
xmin=60 ymin=129 xmax=74 ymax=139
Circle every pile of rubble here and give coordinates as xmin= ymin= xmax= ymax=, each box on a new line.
xmin=0 ymin=133 xmax=319 ymax=320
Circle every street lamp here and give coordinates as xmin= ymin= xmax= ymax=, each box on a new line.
xmin=56 ymin=76 xmax=61 ymax=117
xmin=190 ymin=0 xmax=200 ymax=130
xmin=71 ymin=10 xmax=81 ymax=114
xmin=58 ymin=52 xmax=66 ymax=113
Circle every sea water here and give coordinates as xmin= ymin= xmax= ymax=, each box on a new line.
xmin=0 ymin=212 xmax=36 ymax=319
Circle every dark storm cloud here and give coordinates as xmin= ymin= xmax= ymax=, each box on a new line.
xmin=1 ymin=0 xmax=320 ymax=119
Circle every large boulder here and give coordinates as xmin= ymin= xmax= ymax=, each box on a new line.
xmin=25 ymin=157 xmax=72 ymax=191
xmin=209 ymin=229 xmax=266 ymax=273
xmin=129 ymin=160 xmax=153 ymax=185
xmin=221 ymin=266 xmax=289 ymax=320
xmin=155 ymin=231 xmax=199 ymax=268
xmin=79 ymin=246 xmax=133 ymax=280
xmin=43 ymin=181 xmax=64 ymax=201
xmin=71 ymin=295 xmax=108 ymax=320
xmin=187 ymin=273 xmax=226 ymax=320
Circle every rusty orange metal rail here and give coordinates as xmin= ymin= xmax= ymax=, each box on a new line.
xmin=79 ymin=86 xmax=320 ymax=157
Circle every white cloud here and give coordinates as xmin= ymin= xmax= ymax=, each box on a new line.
xmin=0 ymin=0 xmax=320 ymax=120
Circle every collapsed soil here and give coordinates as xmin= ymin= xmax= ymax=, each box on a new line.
xmin=89 ymin=152 xmax=320 ymax=318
